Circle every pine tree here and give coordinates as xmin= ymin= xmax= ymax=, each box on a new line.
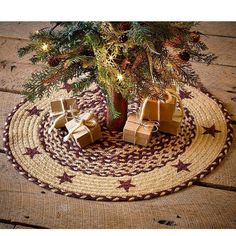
xmin=18 ymin=22 xmax=216 ymax=118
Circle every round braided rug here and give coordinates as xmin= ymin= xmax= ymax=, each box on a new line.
xmin=3 ymin=84 xmax=233 ymax=201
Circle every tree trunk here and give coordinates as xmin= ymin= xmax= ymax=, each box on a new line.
xmin=106 ymin=90 xmax=128 ymax=131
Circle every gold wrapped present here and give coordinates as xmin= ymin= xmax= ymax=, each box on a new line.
xmin=49 ymin=98 xmax=80 ymax=133
xmin=141 ymin=90 xmax=177 ymax=122
xmin=159 ymin=108 xmax=184 ymax=135
xmin=123 ymin=114 xmax=156 ymax=146
xmin=64 ymin=112 xmax=102 ymax=148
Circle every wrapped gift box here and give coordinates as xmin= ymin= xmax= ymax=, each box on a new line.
xmin=141 ymin=94 xmax=177 ymax=122
xmin=123 ymin=114 xmax=155 ymax=146
xmin=159 ymin=109 xmax=183 ymax=135
xmin=50 ymin=98 xmax=80 ymax=129
xmin=65 ymin=116 xmax=102 ymax=148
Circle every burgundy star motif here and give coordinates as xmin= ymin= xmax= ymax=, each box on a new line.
xmin=26 ymin=106 xmax=43 ymax=116
xmin=172 ymin=160 xmax=191 ymax=173
xmin=23 ymin=147 xmax=41 ymax=159
xmin=117 ymin=179 xmax=136 ymax=192
xmin=56 ymin=172 xmax=76 ymax=184
xmin=179 ymin=89 xmax=193 ymax=99
xmin=202 ymin=124 xmax=221 ymax=137
xmin=61 ymin=82 xmax=73 ymax=93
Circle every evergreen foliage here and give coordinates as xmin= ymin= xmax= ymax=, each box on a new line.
xmin=18 ymin=22 xmax=216 ymax=119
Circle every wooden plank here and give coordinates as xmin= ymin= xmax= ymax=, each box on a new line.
xmin=0 ymin=222 xmax=33 ymax=229
xmin=0 ymin=38 xmax=34 ymax=64
xmin=200 ymin=36 xmax=236 ymax=67
xmin=0 ymin=62 xmax=42 ymax=92
xmin=196 ymin=22 xmax=236 ymax=38
xmin=0 ymin=153 xmax=235 ymax=229
xmin=0 ymin=92 xmax=22 ymax=149
xmin=0 ymin=22 xmax=50 ymax=39
xmin=14 ymin=225 xmax=33 ymax=229
xmin=0 ymin=222 xmax=15 ymax=229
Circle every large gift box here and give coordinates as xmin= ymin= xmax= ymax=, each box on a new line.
xmin=49 ymin=98 xmax=80 ymax=133
xmin=64 ymin=113 xmax=102 ymax=148
xmin=141 ymin=90 xmax=177 ymax=122
xmin=159 ymin=108 xmax=183 ymax=135
xmin=123 ymin=114 xmax=155 ymax=146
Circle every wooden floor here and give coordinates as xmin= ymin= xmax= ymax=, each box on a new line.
xmin=0 ymin=22 xmax=235 ymax=229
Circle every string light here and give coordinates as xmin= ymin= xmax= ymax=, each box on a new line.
xmin=41 ymin=43 xmax=49 ymax=51
xmin=117 ymin=74 xmax=123 ymax=82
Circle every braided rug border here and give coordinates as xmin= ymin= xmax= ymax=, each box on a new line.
xmin=2 ymin=86 xmax=234 ymax=201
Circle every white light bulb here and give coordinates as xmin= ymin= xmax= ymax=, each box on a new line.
xmin=41 ymin=43 xmax=48 ymax=51
xmin=117 ymin=74 xmax=123 ymax=82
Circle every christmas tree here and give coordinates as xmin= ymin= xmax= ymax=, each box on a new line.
xmin=18 ymin=22 xmax=216 ymax=129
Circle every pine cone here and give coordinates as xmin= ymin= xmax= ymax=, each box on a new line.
xmin=122 ymin=58 xmax=131 ymax=70
xmin=48 ymin=55 xmax=63 ymax=67
xmin=119 ymin=22 xmax=131 ymax=31
xmin=119 ymin=34 xmax=128 ymax=43
xmin=190 ymin=31 xmax=200 ymax=43
xmin=178 ymin=51 xmax=190 ymax=62
xmin=131 ymin=53 xmax=145 ymax=71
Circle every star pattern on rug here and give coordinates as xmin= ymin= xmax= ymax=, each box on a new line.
xmin=56 ymin=172 xmax=76 ymax=184
xmin=117 ymin=179 xmax=136 ymax=192
xmin=26 ymin=106 xmax=44 ymax=116
xmin=61 ymin=82 xmax=73 ymax=93
xmin=23 ymin=147 xmax=42 ymax=159
xmin=202 ymin=124 xmax=221 ymax=137
xmin=179 ymin=89 xmax=193 ymax=100
xmin=172 ymin=160 xmax=191 ymax=173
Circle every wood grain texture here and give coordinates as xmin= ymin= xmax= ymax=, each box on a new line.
xmin=0 ymin=153 xmax=235 ymax=229
xmin=0 ymin=38 xmax=34 ymax=64
xmin=0 ymin=22 xmax=50 ymax=39
xmin=0 ymin=222 xmax=15 ymax=229
xmin=196 ymin=22 xmax=236 ymax=38
xmin=0 ymin=62 xmax=42 ymax=92
xmin=201 ymin=36 xmax=236 ymax=67
xmin=0 ymin=222 xmax=33 ymax=229
xmin=0 ymin=92 xmax=22 ymax=149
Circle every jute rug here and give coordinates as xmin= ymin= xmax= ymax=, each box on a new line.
xmin=3 ymin=84 xmax=233 ymax=201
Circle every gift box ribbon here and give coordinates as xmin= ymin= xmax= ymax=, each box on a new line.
xmin=139 ymin=89 xmax=184 ymax=122
xmin=63 ymin=112 xmax=97 ymax=142
xmin=129 ymin=119 xmax=159 ymax=145
xmin=48 ymin=98 xmax=79 ymax=134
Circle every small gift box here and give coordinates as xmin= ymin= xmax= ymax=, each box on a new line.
xmin=141 ymin=90 xmax=177 ymax=122
xmin=64 ymin=112 xmax=102 ymax=148
xmin=49 ymin=98 xmax=80 ymax=133
xmin=159 ymin=108 xmax=184 ymax=135
xmin=123 ymin=114 xmax=156 ymax=146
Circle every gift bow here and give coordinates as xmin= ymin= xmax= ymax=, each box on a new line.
xmin=63 ymin=112 xmax=97 ymax=142
xmin=129 ymin=119 xmax=159 ymax=145
xmin=48 ymin=98 xmax=79 ymax=134
xmin=129 ymin=90 xmax=176 ymax=145
xmin=139 ymin=89 xmax=184 ymax=122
